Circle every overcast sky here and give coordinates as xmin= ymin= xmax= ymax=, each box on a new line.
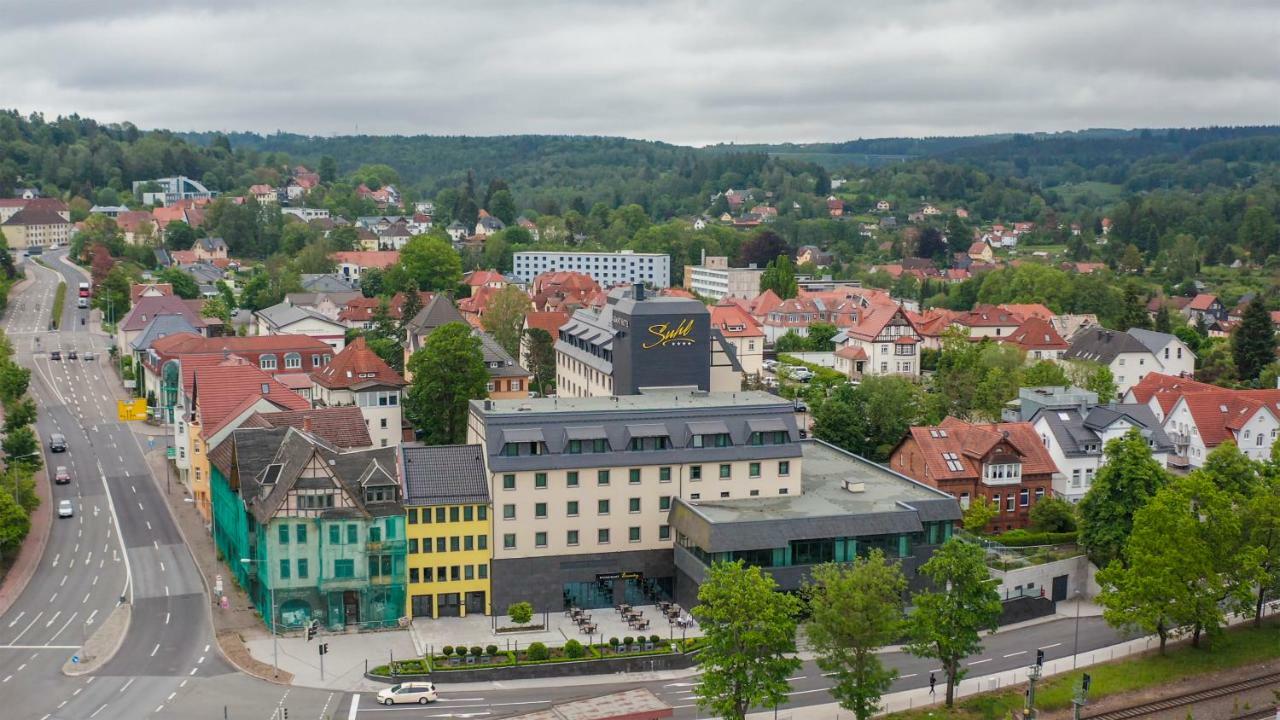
xmin=2 ymin=1 xmax=1276 ymax=146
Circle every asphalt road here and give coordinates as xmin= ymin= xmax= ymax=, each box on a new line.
xmin=0 ymin=250 xmax=1135 ymax=720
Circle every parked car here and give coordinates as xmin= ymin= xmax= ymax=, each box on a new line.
xmin=762 ymin=359 xmax=779 ymax=372
xmin=82 ymin=351 xmax=95 ymax=361
xmin=54 ymin=466 xmax=71 ymax=485
xmin=377 ymin=682 xmax=438 ymax=706
xmin=49 ymin=433 xmax=67 ymax=452
xmin=789 ymin=368 xmax=814 ymax=382
xmin=67 ymin=350 xmax=77 ymax=360
xmin=762 ymin=376 xmax=779 ymax=389
xmin=793 ymin=400 xmax=809 ymax=413
xmin=50 ymin=350 xmax=61 ymax=361
xmin=57 ymin=500 xmax=74 ymax=518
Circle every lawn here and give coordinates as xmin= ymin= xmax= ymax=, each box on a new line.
xmin=883 ymin=619 xmax=1280 ymax=720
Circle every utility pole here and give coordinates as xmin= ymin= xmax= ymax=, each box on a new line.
xmin=1072 ymin=674 xmax=1091 ymax=720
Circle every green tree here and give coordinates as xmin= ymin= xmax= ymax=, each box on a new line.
xmin=360 ymin=267 xmax=385 ymax=298
xmin=480 ymin=285 xmax=531 ymax=361
xmin=1 ymin=425 xmax=40 ymax=470
xmin=398 ymin=285 xmax=423 ymax=332
xmin=0 ymin=361 xmax=31 ymax=404
xmin=1237 ymin=205 xmax=1277 ymax=259
xmin=813 ymin=376 xmax=928 ymax=461
xmin=905 ymin=539 xmax=1002 ymax=707
xmin=805 ymin=321 xmax=838 ymax=351
xmin=804 ymin=553 xmax=906 ymax=720
xmin=759 ymin=255 xmax=798 ymax=299
xmin=293 ymin=240 xmax=337 ymax=275
xmin=1197 ymin=338 xmax=1238 ymax=385
xmin=507 ymin=601 xmax=533 ymax=625
xmin=1067 ymin=360 xmax=1117 ymax=402
xmin=1028 ymin=496 xmax=1077 ymax=533
xmin=0 ymin=490 xmax=30 ymax=562
xmin=1098 ymin=472 xmax=1263 ymax=651
xmin=1078 ymin=430 xmax=1170 ymax=568
xmin=1021 ymin=360 xmax=1070 ymax=388
xmin=523 ymin=328 xmax=556 ymax=395
xmin=1153 ymin=304 xmax=1173 ymax=334
xmin=3 ymin=397 xmax=36 ymax=433
xmin=693 ymin=561 xmax=800 ymax=720
xmin=401 ymin=234 xmax=463 ymax=292
xmin=329 ymin=225 xmax=360 ymax=251
xmin=962 ymin=495 xmax=998 ymax=534
xmin=405 ymin=323 xmax=488 ymax=445
xmin=1243 ymin=472 xmax=1280 ymax=626
xmin=318 ymin=156 xmax=338 ymax=183
xmin=156 ymin=268 xmax=200 ymax=299
xmin=488 ymin=189 xmax=518 ymax=226
xmin=164 ymin=220 xmax=196 ymax=250
xmin=200 ymin=295 xmax=231 ymax=325
xmin=1232 ymin=299 xmax=1277 ymax=383
xmin=1198 ymin=440 xmax=1261 ymax=499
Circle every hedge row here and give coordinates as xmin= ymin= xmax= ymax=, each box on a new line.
xmin=990 ymin=529 xmax=1079 ymax=547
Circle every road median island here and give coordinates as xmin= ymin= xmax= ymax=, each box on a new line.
xmin=51 ymin=280 xmax=65 ymax=329
xmin=63 ymin=602 xmax=130 ymax=676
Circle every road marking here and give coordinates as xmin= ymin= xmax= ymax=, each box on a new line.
xmin=49 ymin=592 xmax=56 ymax=602
xmin=87 ymin=609 xmax=97 ymax=624
xmin=153 ymin=540 xmax=158 ymax=550
xmin=1038 ymin=642 xmax=1062 ymax=650
xmin=73 ymin=544 xmax=79 ymax=553
xmin=165 ymin=586 xmax=170 ymax=597
xmin=900 ymin=673 xmax=918 ymax=679
xmin=73 ymin=688 xmax=82 ymax=696
xmin=43 ymin=611 xmax=61 ymax=628
xmin=1004 ymin=650 xmax=1027 ymax=658
xmin=151 ymin=643 xmax=160 ymax=657
xmin=159 ymin=561 xmax=164 ymax=572
xmin=146 ymin=521 xmax=152 ymax=530
xmin=786 ymin=675 xmax=807 ymax=681
xmin=165 ymin=613 xmax=170 ymax=624
xmin=348 ymin=693 xmax=360 ymax=720
xmin=168 ymin=692 xmax=177 ymax=701
xmin=60 ymin=575 xmax=67 ymax=587
xmin=785 ymin=688 xmax=829 ymax=697
xmin=57 ymin=701 xmax=67 ymax=708
xmin=0 ymin=645 xmax=78 ymax=649
xmin=51 ymin=554 xmax=60 ymax=567
xmin=968 ymin=658 xmax=992 ymax=666
xmin=188 ymin=668 xmax=197 ymax=675
xmin=92 ymin=575 xmax=98 ymax=586
xmin=180 ymin=679 xmax=187 ymax=688
xmin=49 ymin=612 xmax=77 ymax=641
xmin=119 ymin=678 xmax=134 ymax=693
xmin=155 ymin=706 xmax=164 ymax=714
xmin=82 ymin=592 xmax=90 ymax=604
xmin=203 ymin=644 xmax=209 ymax=652
xmin=1 ymin=675 xmax=9 ymax=682
xmin=137 ymin=502 xmax=143 ymax=511
xmin=198 ymin=655 xmax=205 ymax=664
xmin=89 ymin=703 xmax=107 ymax=718
xmin=131 ymin=485 xmax=135 ymax=493
xmin=7 ymin=612 xmax=24 ymax=628
xmin=16 ymin=663 xmax=24 ymax=671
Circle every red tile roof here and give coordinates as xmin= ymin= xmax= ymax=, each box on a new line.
xmin=251 ymin=406 xmax=373 ymax=448
xmin=524 ymin=310 xmax=569 ymax=335
xmin=1001 ymin=316 xmax=1069 ymax=352
xmin=465 ymin=270 xmax=507 ymax=287
xmin=955 ymin=304 xmax=1022 ymax=328
xmin=337 ymin=292 xmax=432 ymax=323
xmin=310 ymin=336 xmax=405 ymax=390
xmin=121 ymin=294 xmax=208 ymax=332
xmin=331 ymin=250 xmax=400 ymax=269
xmin=1178 ymin=391 xmax=1271 ymax=448
xmin=1126 ymin=372 xmax=1216 ymax=404
xmin=1188 ymin=294 xmax=1219 ymax=311
xmin=1001 ymin=304 xmax=1055 ymax=322
xmin=903 ymin=418 xmax=1059 ymax=481
xmin=834 ymin=345 xmax=867 ymax=361
xmin=193 ymin=356 xmax=311 ymax=437
xmin=710 ymin=301 xmax=765 ymax=338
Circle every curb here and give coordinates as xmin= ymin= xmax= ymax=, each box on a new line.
xmin=63 ymin=602 xmax=131 ymax=676
xmin=0 ymin=468 xmax=51 ymax=618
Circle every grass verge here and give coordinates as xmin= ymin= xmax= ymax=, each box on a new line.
xmin=884 ymin=619 xmax=1280 ymax=720
xmin=51 ymin=281 xmax=65 ymax=329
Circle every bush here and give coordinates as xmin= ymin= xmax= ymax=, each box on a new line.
xmin=508 ymin=601 xmax=534 ymax=624
xmin=564 ymin=639 xmax=585 ymax=659
xmin=609 ymin=637 xmax=620 ymax=647
xmin=1029 ymin=497 xmax=1078 ymax=533
xmin=649 ymin=634 xmax=661 ymax=644
xmin=441 ymin=646 xmax=453 ymax=657
xmin=470 ymin=646 xmax=482 ymax=657
xmin=485 ymin=644 xmax=498 ymax=656
xmin=623 ymin=636 xmax=634 ymax=646
xmin=992 ymin=529 xmax=1079 ymax=547
xmin=526 ymin=642 xmax=549 ymax=661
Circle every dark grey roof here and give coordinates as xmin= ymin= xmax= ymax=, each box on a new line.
xmin=154 ymin=248 xmax=172 ymax=266
xmin=405 ymin=294 xmax=465 ymax=335
xmin=300 ymin=274 xmax=356 ymax=293
xmin=1030 ymin=403 xmax=1174 ymax=457
xmin=669 ymin=440 xmax=960 ymax=553
xmin=477 ymin=331 xmax=530 ymax=378
xmin=1125 ymin=328 xmax=1179 ymax=356
xmin=401 ymin=444 xmax=489 ymax=506
xmin=131 ymin=314 xmax=200 ymax=351
xmin=1064 ymin=327 xmax=1149 ymax=364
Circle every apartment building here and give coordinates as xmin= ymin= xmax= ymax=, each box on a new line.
xmin=466 ymin=391 xmax=803 ymax=612
xmin=512 ymin=250 xmax=671 ymax=288
xmin=682 ymin=255 xmax=763 ymax=301
xmin=401 ymin=445 xmax=492 ymax=618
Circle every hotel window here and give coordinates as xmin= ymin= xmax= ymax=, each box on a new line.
xmin=567 ymin=530 xmax=579 ymax=546
xmin=690 ymin=465 xmax=702 ymax=481
xmin=659 ymin=496 xmax=671 ymax=511
xmin=465 ymin=565 xmax=475 ymax=580
xmin=436 ymin=537 xmax=446 ymax=552
xmin=329 ymin=525 xmax=340 ymax=544
xmin=503 ymin=504 xmax=516 ymax=520
xmin=598 ymin=499 xmax=610 ymax=515
xmin=535 ymin=502 xmax=547 ymax=519
xmin=567 ymin=500 xmax=579 ymax=517
xmin=450 ymin=536 xmax=460 ymax=552
xmin=567 ymin=471 xmax=579 ymax=487
xmin=629 ymin=527 xmax=641 ymax=543
xmin=503 ymin=474 xmax=516 ymax=490
xmin=629 ymin=498 xmax=641 ymax=513
xmin=598 ymin=528 xmax=610 ymax=544
xmin=535 ymin=532 xmax=547 ymax=548
xmin=659 ymin=466 xmax=671 ymax=482
xmin=659 ymin=525 xmax=671 ymax=541
xmin=719 ymin=464 xmax=731 ymax=479
xmin=334 ymin=559 xmax=354 ymax=578
xmin=749 ymin=462 xmax=761 ymax=478
xmin=503 ymin=534 xmax=516 ymax=549
xmin=629 ymin=468 xmax=641 ymax=484
xmin=464 ymin=506 xmax=474 ymax=521
xmin=407 ymin=509 xmax=418 ymax=525
xmin=450 ymin=507 xmax=460 ymax=522
xmin=477 ymin=506 xmax=488 ymax=521
xmin=278 ymin=525 xmax=289 ymax=544
xmin=409 ymin=538 xmax=419 ymax=553
xmin=597 ymin=470 xmax=610 ymax=486
xmin=477 ymin=535 xmax=487 ymax=550
xmin=535 ymin=472 xmax=547 ymax=489
xmin=568 ymin=439 xmax=582 ymax=454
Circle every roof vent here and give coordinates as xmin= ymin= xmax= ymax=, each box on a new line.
xmin=842 ymin=479 xmax=866 ymax=493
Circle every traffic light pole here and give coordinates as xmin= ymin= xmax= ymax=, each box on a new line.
xmin=320 ymin=643 xmax=325 ymax=682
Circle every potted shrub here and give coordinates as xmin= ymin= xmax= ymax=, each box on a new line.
xmin=623 ymin=636 xmax=634 ymax=651
xmin=649 ymin=634 xmax=661 ymax=645
xmin=526 ymin=642 xmax=549 ymax=661
xmin=470 ymin=646 xmax=482 ymax=659
xmin=609 ymin=637 xmax=620 ymax=652
xmin=508 ymin=601 xmax=534 ymax=626
xmin=485 ymin=644 xmax=498 ymax=661
xmin=564 ymin=639 xmax=585 ymax=659
xmin=441 ymin=646 xmax=454 ymax=658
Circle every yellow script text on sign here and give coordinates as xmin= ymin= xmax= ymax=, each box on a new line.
xmin=642 ymin=318 xmax=696 ymax=349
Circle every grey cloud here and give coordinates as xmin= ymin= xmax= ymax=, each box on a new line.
xmin=0 ymin=0 xmax=1276 ymax=145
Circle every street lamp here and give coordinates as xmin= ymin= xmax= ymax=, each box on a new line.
xmin=1072 ymin=589 xmax=1083 ymax=669
xmin=240 ymin=557 xmax=278 ymax=677
xmin=5 ymin=451 xmax=41 ymax=503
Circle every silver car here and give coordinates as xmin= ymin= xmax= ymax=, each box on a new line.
xmin=57 ymin=500 xmax=74 ymax=518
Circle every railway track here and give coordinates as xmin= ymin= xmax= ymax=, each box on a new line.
xmin=1082 ymin=671 xmax=1280 ymax=720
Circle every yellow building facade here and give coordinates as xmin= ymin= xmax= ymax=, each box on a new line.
xmin=401 ymin=445 xmax=493 ymax=618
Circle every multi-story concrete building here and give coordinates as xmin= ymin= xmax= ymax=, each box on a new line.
xmin=132 ymin=175 xmax=216 ymax=206
xmin=467 ymin=391 xmax=803 ymax=611
xmin=556 ymin=286 xmax=741 ymax=398
xmin=401 ymin=445 xmax=492 ymax=618
xmin=512 ymin=250 xmax=671 ymax=288
xmin=682 ymin=255 xmax=763 ymax=301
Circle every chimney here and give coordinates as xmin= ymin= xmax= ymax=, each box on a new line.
xmin=303 ymin=415 xmax=313 ymax=433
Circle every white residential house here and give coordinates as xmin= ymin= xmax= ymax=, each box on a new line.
xmin=1161 ymin=390 xmax=1280 ymax=468
xmin=254 ymin=302 xmax=349 ymax=351
xmin=1063 ymin=327 xmax=1197 ymax=399
xmin=1032 ymin=404 xmax=1174 ymax=502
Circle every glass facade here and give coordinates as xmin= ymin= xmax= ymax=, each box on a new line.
xmin=676 ymin=521 xmax=953 ymax=570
